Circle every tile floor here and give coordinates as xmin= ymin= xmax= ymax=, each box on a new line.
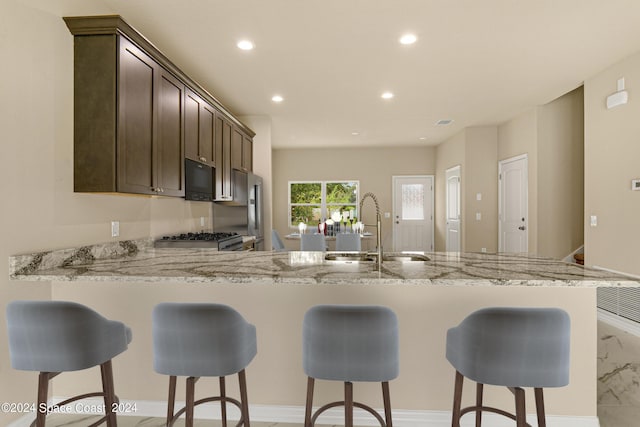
xmin=30 ymin=320 xmax=640 ymax=426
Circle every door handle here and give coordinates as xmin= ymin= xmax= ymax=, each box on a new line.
xmin=395 ymin=221 xmax=399 ymax=224
xmin=518 ymin=226 xmax=526 ymax=230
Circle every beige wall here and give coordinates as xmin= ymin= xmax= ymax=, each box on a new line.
xmin=538 ymin=87 xmax=585 ymax=259
xmin=272 ymin=147 xmax=436 ymax=251
xmin=498 ymin=110 xmax=539 ymax=253
xmin=465 ymin=127 xmax=499 ymax=253
xmin=434 ymin=127 xmax=498 ymax=252
xmin=584 ymin=52 xmax=640 ymax=275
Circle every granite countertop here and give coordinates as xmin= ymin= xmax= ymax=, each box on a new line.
xmin=8 ymin=239 xmax=640 ymax=287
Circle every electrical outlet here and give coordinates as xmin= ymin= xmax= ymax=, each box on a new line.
xmin=476 ymin=212 xmax=482 ymax=221
xmin=200 ymin=216 xmax=205 ymax=227
xmin=476 ymin=193 xmax=482 ymax=201
xmin=384 ymin=212 xmax=391 ymax=219
xmin=111 ymin=221 xmax=120 ymax=237
xmin=481 ymin=248 xmax=487 ymax=253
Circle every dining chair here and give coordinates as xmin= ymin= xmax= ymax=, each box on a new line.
xmin=272 ymin=229 xmax=287 ymax=251
xmin=300 ymin=233 xmax=327 ymax=251
xmin=336 ymin=233 xmax=361 ymax=251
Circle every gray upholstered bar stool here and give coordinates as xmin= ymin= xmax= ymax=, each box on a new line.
xmin=152 ymin=303 xmax=257 ymax=427
xmin=446 ymin=307 xmax=571 ymax=427
xmin=6 ymin=300 xmax=132 ymax=427
xmin=302 ymin=305 xmax=399 ymax=427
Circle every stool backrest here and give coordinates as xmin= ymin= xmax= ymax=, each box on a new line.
xmin=6 ymin=300 xmax=131 ymax=372
xmin=152 ymin=302 xmax=257 ymax=377
xmin=300 ymin=233 xmax=326 ymax=251
xmin=303 ymin=304 xmax=399 ymax=382
xmin=335 ymin=233 xmax=362 ymax=251
xmin=446 ymin=307 xmax=570 ymax=388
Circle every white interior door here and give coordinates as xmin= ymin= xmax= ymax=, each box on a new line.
xmin=446 ymin=166 xmax=461 ymax=252
xmin=392 ymin=176 xmax=434 ymax=252
xmin=499 ymin=155 xmax=528 ymax=253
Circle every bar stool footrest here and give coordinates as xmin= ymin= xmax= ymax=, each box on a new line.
xmin=459 ymin=405 xmax=533 ymax=427
xmin=168 ymin=396 xmax=245 ymax=427
xmin=30 ymin=392 xmax=120 ymax=427
xmin=310 ymin=400 xmax=387 ymax=427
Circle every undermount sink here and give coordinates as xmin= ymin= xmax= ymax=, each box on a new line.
xmin=324 ymin=253 xmax=377 ymax=263
xmin=382 ymin=254 xmax=430 ymax=262
xmin=324 ymin=252 xmax=430 ymax=264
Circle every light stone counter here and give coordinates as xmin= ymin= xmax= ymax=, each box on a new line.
xmin=7 ymin=241 xmax=637 ymax=426
xmin=8 ymin=239 xmax=640 ymax=287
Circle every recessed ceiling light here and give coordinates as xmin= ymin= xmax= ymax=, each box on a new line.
xmin=419 ymin=137 xmax=427 ymax=140
xmin=399 ymin=34 xmax=417 ymax=45
xmin=381 ymin=92 xmax=394 ymax=100
xmin=271 ymin=95 xmax=284 ymax=103
xmin=237 ymin=40 xmax=254 ymax=50
xmin=351 ymin=132 xmax=360 ymax=136
xmin=436 ymin=119 xmax=454 ymax=126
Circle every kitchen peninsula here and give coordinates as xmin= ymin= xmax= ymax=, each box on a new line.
xmin=9 ymin=241 xmax=639 ymax=426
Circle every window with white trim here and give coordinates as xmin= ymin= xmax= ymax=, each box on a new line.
xmin=288 ymin=181 xmax=359 ymax=228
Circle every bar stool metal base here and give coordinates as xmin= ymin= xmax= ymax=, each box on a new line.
xmin=166 ymin=369 xmax=250 ymax=427
xmin=31 ymin=360 xmax=119 ymax=427
xmin=451 ymin=371 xmax=547 ymax=427
xmin=304 ymin=377 xmax=393 ymax=427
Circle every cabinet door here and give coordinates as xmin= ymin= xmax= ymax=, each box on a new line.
xmin=117 ymin=37 xmax=156 ymax=195
xmin=215 ymin=114 xmax=233 ymax=200
xmin=184 ymin=89 xmax=200 ymax=162
xmin=231 ymin=127 xmax=243 ymax=170
xmin=243 ymin=135 xmax=253 ymax=172
xmin=156 ymin=70 xmax=184 ymax=197
xmin=200 ymin=103 xmax=215 ymax=167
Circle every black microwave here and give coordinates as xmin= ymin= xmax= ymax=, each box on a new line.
xmin=185 ymin=159 xmax=214 ymax=201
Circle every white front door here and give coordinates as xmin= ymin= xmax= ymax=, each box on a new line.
xmin=392 ymin=176 xmax=434 ymax=252
xmin=499 ymin=155 xmax=528 ymax=253
xmin=446 ymin=166 xmax=461 ymax=252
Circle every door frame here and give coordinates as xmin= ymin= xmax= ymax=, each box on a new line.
xmin=445 ymin=165 xmax=461 ymax=252
xmin=391 ymin=175 xmax=435 ymax=252
xmin=498 ymin=154 xmax=529 ymax=252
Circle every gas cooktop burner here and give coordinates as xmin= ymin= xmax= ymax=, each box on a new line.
xmin=154 ymin=231 xmax=243 ymax=250
xmin=161 ymin=232 xmax=238 ymax=241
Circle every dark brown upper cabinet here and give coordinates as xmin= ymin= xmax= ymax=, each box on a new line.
xmin=184 ymin=88 xmax=215 ymax=168
xmin=215 ymin=114 xmax=233 ymax=201
xmin=117 ymin=37 xmax=184 ymax=196
xmin=64 ymin=15 xmax=254 ymax=197
xmin=231 ymin=127 xmax=253 ymax=173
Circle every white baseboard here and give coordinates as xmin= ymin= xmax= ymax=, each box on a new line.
xmin=8 ymin=398 xmax=600 ymax=427
xmin=598 ymin=307 xmax=640 ymax=338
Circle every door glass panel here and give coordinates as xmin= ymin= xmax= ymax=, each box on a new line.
xmin=401 ymin=184 xmax=424 ymax=220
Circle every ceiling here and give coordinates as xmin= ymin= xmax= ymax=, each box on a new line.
xmin=25 ymin=0 xmax=640 ymax=149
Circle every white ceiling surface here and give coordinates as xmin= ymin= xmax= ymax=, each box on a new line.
xmin=25 ymin=0 xmax=640 ymax=148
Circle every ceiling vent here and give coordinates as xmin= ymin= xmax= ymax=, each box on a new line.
xmin=436 ymin=119 xmax=454 ymax=126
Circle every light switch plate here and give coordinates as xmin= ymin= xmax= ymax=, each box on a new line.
xmin=111 ymin=221 xmax=120 ymax=237
xmin=476 ymin=212 xmax=482 ymax=221
xmin=476 ymin=193 xmax=482 ymax=201
xmin=632 ymin=179 xmax=640 ymax=191
xmin=590 ymin=215 xmax=597 ymax=227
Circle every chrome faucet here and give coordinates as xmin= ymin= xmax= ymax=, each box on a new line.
xmin=359 ymin=192 xmax=382 ymax=270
